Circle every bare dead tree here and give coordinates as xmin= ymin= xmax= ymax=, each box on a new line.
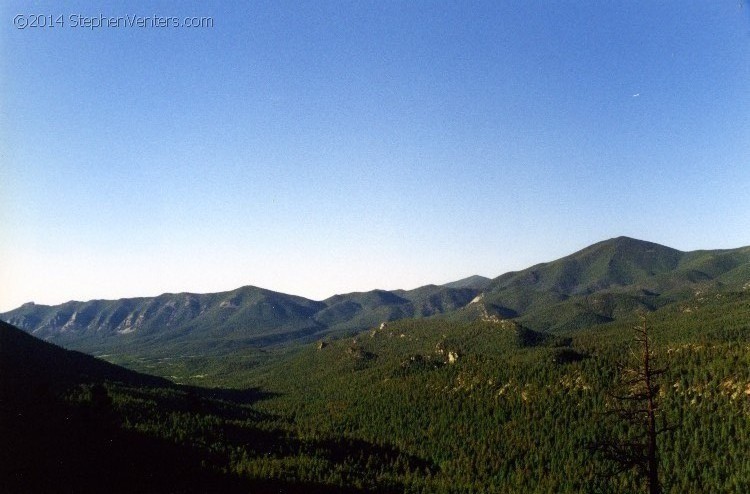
xmin=589 ymin=314 xmax=675 ymax=494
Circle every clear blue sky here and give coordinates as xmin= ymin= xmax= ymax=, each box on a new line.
xmin=2 ymin=1 xmax=749 ymax=311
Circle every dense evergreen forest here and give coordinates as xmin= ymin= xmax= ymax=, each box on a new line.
xmin=2 ymin=288 xmax=749 ymax=492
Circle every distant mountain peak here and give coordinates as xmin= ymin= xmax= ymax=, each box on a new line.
xmin=442 ymin=275 xmax=492 ymax=290
xmin=590 ymin=236 xmax=681 ymax=252
xmin=3 ymin=237 xmax=749 ymax=352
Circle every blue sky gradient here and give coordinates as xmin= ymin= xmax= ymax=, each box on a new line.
xmin=2 ymin=1 xmax=749 ymax=310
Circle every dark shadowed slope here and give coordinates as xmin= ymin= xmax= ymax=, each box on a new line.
xmin=0 ymin=319 xmax=170 ymax=389
xmin=0 ymin=320 xmax=419 ymax=493
xmin=1 ymin=321 xmax=396 ymax=494
xmin=0 ymin=320 xmax=215 ymax=493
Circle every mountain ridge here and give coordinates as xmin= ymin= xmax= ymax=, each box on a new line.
xmin=3 ymin=236 xmax=750 ymax=354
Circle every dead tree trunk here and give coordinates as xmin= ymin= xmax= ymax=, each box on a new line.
xmin=590 ymin=314 xmax=672 ymax=494
xmin=637 ymin=317 xmax=661 ymax=494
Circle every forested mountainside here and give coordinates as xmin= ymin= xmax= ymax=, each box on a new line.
xmin=3 ymin=287 xmax=749 ymax=492
xmin=3 ymin=237 xmax=748 ymax=358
